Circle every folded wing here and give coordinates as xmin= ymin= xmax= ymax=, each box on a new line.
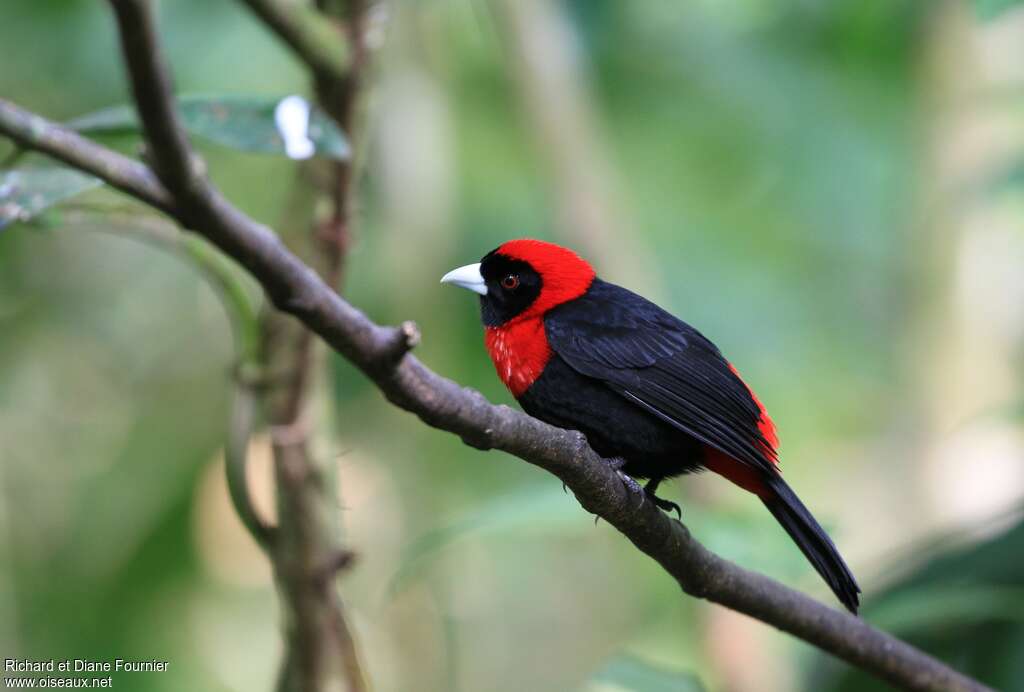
xmin=543 ymin=279 xmax=777 ymax=474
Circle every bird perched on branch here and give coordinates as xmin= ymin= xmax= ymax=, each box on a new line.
xmin=442 ymin=238 xmax=861 ymax=613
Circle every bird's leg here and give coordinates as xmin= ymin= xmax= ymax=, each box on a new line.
xmin=605 ymin=457 xmax=645 ymax=505
xmin=644 ymin=477 xmax=681 ymax=519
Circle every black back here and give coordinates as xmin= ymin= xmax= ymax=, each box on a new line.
xmin=543 ymin=279 xmax=776 ymax=475
xmin=521 ymin=279 xmax=861 ymax=612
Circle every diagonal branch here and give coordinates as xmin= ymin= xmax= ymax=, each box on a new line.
xmin=0 ymin=100 xmax=173 ymax=214
xmin=108 ymin=0 xmax=198 ymax=198
xmin=0 ymin=97 xmax=990 ymax=692
xmin=238 ymin=0 xmax=352 ymax=84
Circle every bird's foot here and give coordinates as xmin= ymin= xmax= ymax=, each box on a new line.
xmin=605 ymin=457 xmax=645 ymax=506
xmin=593 ymin=469 xmax=646 ymax=525
xmin=643 ymin=479 xmax=681 ymax=519
xmin=646 ymin=493 xmax=681 ymax=519
xmin=616 ymin=470 xmax=644 ymax=498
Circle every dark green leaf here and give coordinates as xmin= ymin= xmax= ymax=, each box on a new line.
xmin=64 ymin=103 xmax=139 ymax=136
xmin=68 ymin=94 xmax=350 ymax=161
xmin=0 ymin=167 xmax=102 ymax=230
xmin=590 ymin=655 xmax=704 ymax=692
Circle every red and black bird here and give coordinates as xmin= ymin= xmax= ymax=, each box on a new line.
xmin=441 ymin=239 xmax=861 ymax=613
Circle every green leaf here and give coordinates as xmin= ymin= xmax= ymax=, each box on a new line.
xmin=68 ymin=94 xmax=350 ymax=161
xmin=589 ymin=655 xmax=704 ymax=692
xmin=64 ymin=103 xmax=139 ymax=137
xmin=0 ymin=166 xmax=102 ymax=230
xmin=974 ymin=0 xmax=1024 ymax=21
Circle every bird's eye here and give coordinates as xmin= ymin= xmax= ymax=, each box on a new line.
xmin=501 ymin=274 xmax=520 ymax=290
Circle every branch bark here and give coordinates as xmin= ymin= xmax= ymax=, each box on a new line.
xmin=106 ymin=1 xmax=367 ymax=690
xmin=258 ymin=0 xmax=370 ymax=680
xmin=0 ymin=28 xmax=991 ymax=692
xmin=0 ymin=100 xmax=172 ymax=213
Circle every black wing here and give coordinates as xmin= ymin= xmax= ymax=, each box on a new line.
xmin=544 ymin=279 xmax=776 ymax=473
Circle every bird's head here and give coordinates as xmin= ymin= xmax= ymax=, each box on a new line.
xmin=441 ymin=239 xmax=596 ymax=326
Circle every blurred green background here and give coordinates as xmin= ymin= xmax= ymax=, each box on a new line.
xmin=2 ymin=1 xmax=1024 ymax=690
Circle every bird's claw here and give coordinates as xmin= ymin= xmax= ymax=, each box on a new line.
xmin=616 ymin=470 xmax=644 ymax=500
xmin=643 ymin=478 xmax=682 ymax=519
xmin=595 ymin=458 xmax=647 ymax=522
xmin=603 ymin=458 xmax=680 ymax=519
xmin=645 ymin=490 xmax=681 ymax=519
xmin=595 ymin=471 xmax=645 ymax=525
xmin=604 ymin=457 xmax=643 ymax=503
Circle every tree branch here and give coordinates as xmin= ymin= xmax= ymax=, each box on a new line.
xmin=0 ymin=81 xmax=990 ymax=692
xmin=0 ymin=100 xmax=173 ymax=214
xmin=108 ymin=0 xmax=199 ymax=199
xmin=268 ymin=0 xmax=370 ymax=681
xmin=238 ymin=0 xmax=352 ymax=84
xmin=242 ymin=0 xmax=371 ymax=687
xmin=104 ymin=2 xmax=367 ymax=690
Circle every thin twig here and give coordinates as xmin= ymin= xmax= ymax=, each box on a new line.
xmin=303 ymin=3 xmax=370 ymax=686
xmin=239 ymin=0 xmax=352 ymax=84
xmin=0 ymin=100 xmax=173 ymax=213
xmin=226 ymin=382 xmax=275 ymax=549
xmin=105 ymin=2 xmax=367 ymax=690
xmin=0 ymin=99 xmax=991 ymax=692
xmin=180 ymin=235 xmax=275 ymax=552
xmin=108 ymin=0 xmax=199 ymax=199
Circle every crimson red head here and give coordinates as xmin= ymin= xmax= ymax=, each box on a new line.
xmin=441 ymin=239 xmax=596 ymax=326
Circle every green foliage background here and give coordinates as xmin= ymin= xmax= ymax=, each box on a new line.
xmin=1 ymin=1 xmax=1023 ymax=691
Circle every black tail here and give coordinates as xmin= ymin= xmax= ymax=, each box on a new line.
xmin=761 ymin=476 xmax=861 ymax=613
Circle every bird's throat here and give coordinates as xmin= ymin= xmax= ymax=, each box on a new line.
xmin=485 ymin=318 xmax=552 ymax=398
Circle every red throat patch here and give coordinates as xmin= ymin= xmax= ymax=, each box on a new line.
xmin=485 ymin=320 xmax=552 ymax=397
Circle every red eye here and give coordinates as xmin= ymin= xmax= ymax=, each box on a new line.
xmin=501 ymin=274 xmax=520 ymax=290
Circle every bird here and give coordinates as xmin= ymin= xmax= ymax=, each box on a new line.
xmin=441 ymin=238 xmax=861 ymax=613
